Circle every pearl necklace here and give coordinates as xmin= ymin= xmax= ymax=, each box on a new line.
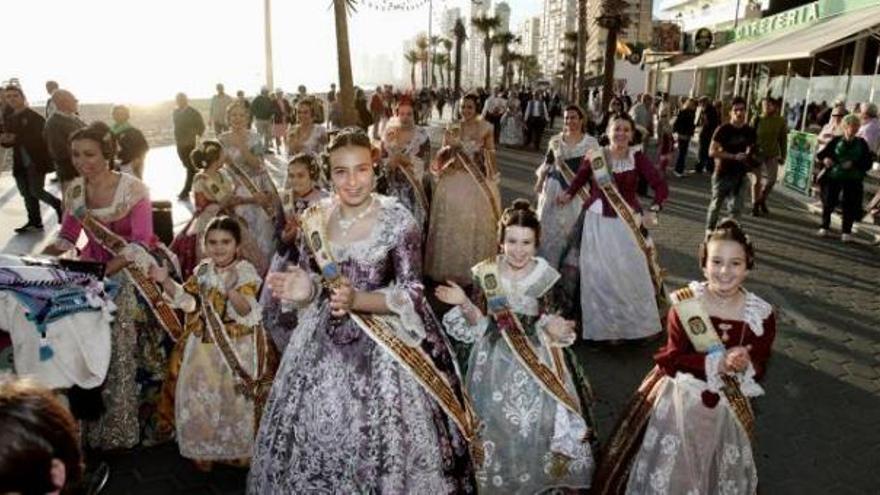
xmin=336 ymin=195 xmax=375 ymax=237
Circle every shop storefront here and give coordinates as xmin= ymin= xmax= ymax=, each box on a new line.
xmin=666 ymin=0 xmax=880 ymax=129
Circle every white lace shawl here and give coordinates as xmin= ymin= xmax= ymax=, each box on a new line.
xmin=687 ymin=281 xmax=773 ymax=397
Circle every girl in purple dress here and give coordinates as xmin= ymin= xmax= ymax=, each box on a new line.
xmin=248 ymin=128 xmax=476 ymax=493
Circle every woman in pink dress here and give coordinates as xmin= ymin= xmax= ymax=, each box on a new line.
xmin=43 ymin=122 xmax=172 ymax=450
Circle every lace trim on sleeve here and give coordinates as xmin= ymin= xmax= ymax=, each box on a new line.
xmin=227 ymin=292 xmax=262 ymax=327
xmin=168 ymin=284 xmax=197 ymax=313
xmin=226 ymin=261 xmax=264 ymax=327
xmin=441 ymin=306 xmax=488 ymax=344
xmin=550 ymin=402 xmax=589 ymax=459
xmin=704 ymin=351 xmax=725 ymax=393
xmin=743 ymin=292 xmax=772 ymax=337
xmin=377 ymin=284 xmax=426 ymax=346
xmin=703 ymin=351 xmax=765 ymax=398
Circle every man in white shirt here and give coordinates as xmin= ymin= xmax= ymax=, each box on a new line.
xmin=524 ymin=91 xmax=550 ymax=151
xmin=209 ymin=83 xmax=234 ymax=136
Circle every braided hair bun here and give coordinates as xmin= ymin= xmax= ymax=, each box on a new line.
xmin=498 ymin=198 xmax=541 ymax=246
xmin=699 ymin=218 xmax=756 ymax=269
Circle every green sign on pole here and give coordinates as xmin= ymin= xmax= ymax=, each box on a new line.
xmin=782 ymin=131 xmax=818 ymax=196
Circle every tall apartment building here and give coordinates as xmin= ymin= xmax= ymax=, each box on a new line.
xmin=586 ymin=0 xmax=654 ymax=74
xmin=539 ymin=0 xmax=578 ymax=81
xmin=440 ymin=6 xmax=461 ymax=37
xmin=492 ymin=2 xmax=512 ymax=83
xmin=518 ymin=16 xmax=542 ymax=58
xmin=465 ymin=0 xmax=493 ymax=88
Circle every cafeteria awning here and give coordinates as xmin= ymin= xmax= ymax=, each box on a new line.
xmin=719 ymin=4 xmax=880 ymax=66
xmin=663 ymin=39 xmax=762 ymax=73
xmin=665 ymin=3 xmax=880 ymax=72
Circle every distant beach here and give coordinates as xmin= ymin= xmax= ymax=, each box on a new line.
xmin=36 ymin=99 xmax=213 ymax=149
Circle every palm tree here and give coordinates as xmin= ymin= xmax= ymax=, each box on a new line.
xmin=415 ymin=34 xmax=430 ymax=88
xmin=597 ymin=0 xmax=632 ymax=109
xmin=564 ymin=31 xmax=579 ymax=101
xmin=404 ymin=49 xmax=420 ymax=90
xmin=441 ymin=38 xmax=453 ymax=90
xmin=433 ymin=53 xmax=449 ymax=89
xmin=333 ymin=0 xmax=357 ymax=125
xmin=492 ymin=31 xmax=519 ymax=89
xmin=577 ymin=0 xmax=589 ymax=107
xmin=452 ymin=18 xmax=467 ymax=94
xmin=471 ymin=15 xmax=501 ymax=90
xmin=429 ymin=35 xmax=442 ymax=88
xmin=521 ymin=55 xmax=541 ymax=85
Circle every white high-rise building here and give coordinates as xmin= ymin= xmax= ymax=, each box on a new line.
xmin=441 ymin=6 xmax=461 ymax=37
xmin=466 ymin=0 xmax=493 ymax=89
xmin=539 ymin=0 xmax=578 ymax=83
xmin=518 ymin=16 xmax=542 ymax=58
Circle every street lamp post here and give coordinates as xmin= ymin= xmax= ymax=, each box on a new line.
xmin=264 ymin=0 xmax=274 ymax=90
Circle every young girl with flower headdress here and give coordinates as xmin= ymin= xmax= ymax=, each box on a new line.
xmin=435 ymin=198 xmax=596 ymax=494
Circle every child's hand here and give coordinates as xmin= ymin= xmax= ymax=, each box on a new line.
xmin=434 ymin=281 xmax=469 ymax=306
xmin=149 ymin=263 xmax=169 ymax=284
xmin=223 ymin=270 xmax=239 ymax=293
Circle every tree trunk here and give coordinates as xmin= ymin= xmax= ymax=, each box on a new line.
xmin=577 ymin=0 xmax=588 ymax=108
xmin=454 ymin=41 xmax=463 ymax=93
xmin=334 ymin=0 xmax=357 ymax=126
xmin=411 ymin=64 xmax=416 ymax=91
xmin=483 ymin=40 xmax=492 ymax=89
xmin=602 ymin=25 xmax=619 ymax=111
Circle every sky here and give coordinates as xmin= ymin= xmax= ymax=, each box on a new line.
xmin=3 ymin=0 xmax=543 ymax=105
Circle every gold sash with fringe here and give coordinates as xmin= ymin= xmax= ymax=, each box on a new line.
xmin=670 ymin=286 xmax=755 ymax=440
xmin=67 ymin=184 xmax=184 ymax=340
xmin=195 ymin=263 xmax=274 ymax=426
xmin=550 ymin=136 xmax=589 ymax=203
xmin=472 ymin=258 xmax=581 ymax=416
xmin=590 ymin=148 xmax=665 ymax=302
xmin=300 ymin=203 xmax=484 ymax=465
xmin=225 ymin=162 xmax=279 ymax=221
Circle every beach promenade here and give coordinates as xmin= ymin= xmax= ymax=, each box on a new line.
xmin=0 ymin=133 xmax=878 ymax=493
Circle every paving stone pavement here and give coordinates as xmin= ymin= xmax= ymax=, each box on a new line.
xmin=4 ymin=135 xmax=877 ymax=493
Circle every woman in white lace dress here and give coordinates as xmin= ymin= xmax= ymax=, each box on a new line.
xmin=436 ymin=200 xmax=595 ymax=494
xmin=219 ymin=102 xmax=283 ymax=273
xmin=287 ymin=97 xmax=328 ymax=156
xmin=535 ymin=105 xmax=599 ymax=268
xmin=559 ymin=114 xmax=668 ymax=341
xmin=593 ymin=220 xmax=776 ymax=495
xmin=247 ymin=128 xmax=475 ymax=493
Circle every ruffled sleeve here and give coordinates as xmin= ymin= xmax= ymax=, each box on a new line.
xmin=634 ymin=151 xmax=668 ymax=207
xmin=385 ymin=205 xmax=429 ymax=346
xmin=226 ymin=260 xmax=263 ymax=327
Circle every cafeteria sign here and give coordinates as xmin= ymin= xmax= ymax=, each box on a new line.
xmin=782 ymin=131 xmax=817 ymax=196
xmin=735 ymin=2 xmax=819 ymax=40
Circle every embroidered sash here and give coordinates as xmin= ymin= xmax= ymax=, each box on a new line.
xmin=225 ymin=162 xmax=279 ymax=221
xmin=390 ymin=152 xmax=430 ymax=214
xmin=67 ymin=186 xmax=184 ymax=340
xmin=195 ymin=264 xmax=274 ymax=424
xmin=670 ymin=286 xmax=756 ymax=440
xmin=550 ymin=136 xmax=589 ymax=203
xmin=438 ymin=146 xmax=501 ymax=221
xmin=472 ymin=258 xmax=581 ymax=416
xmin=590 ymin=148 xmax=665 ymax=302
xmin=300 ymin=204 xmax=484 ymax=464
